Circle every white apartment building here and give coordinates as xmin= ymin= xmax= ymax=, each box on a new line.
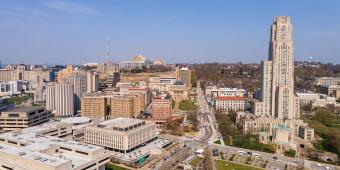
xmin=215 ymin=96 xmax=246 ymax=111
xmin=205 ymin=86 xmax=246 ymax=97
xmin=84 ymin=117 xmax=157 ymax=153
xmin=0 ymin=125 xmax=109 ymax=170
xmin=0 ymin=81 xmax=23 ymax=96
xmin=315 ymin=77 xmax=340 ymax=86
xmin=0 ymin=106 xmax=51 ymax=132
xmin=46 ymin=83 xmax=75 ymax=117
xmin=119 ymin=61 xmax=144 ymax=70
xmin=86 ymin=72 xmax=99 ymax=93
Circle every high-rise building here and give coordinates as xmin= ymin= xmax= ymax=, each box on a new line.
xmin=86 ymin=72 xmax=99 ymax=93
xmin=81 ymin=94 xmax=108 ymax=119
xmin=46 ymin=83 xmax=56 ymax=111
xmin=57 ymin=64 xmax=73 ymax=82
xmin=55 ymin=83 xmax=74 ymax=117
xmin=152 ymin=96 xmax=172 ymax=122
xmin=81 ymin=92 xmax=143 ymax=120
xmin=254 ymin=16 xmax=299 ymax=119
xmin=46 ymin=83 xmax=74 ymax=117
xmin=68 ymin=75 xmax=86 ymax=111
xmin=241 ymin=16 xmax=314 ymax=150
xmin=176 ymin=66 xmax=192 ymax=89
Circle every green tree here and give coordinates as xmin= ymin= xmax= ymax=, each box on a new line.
xmin=313 ymin=108 xmax=336 ymax=126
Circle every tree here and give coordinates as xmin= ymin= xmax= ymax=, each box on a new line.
xmin=202 ymin=148 xmax=215 ymax=170
xmin=313 ymin=108 xmax=336 ymax=126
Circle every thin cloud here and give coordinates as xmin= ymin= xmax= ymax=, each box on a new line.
xmin=46 ymin=1 xmax=98 ymax=15
xmin=0 ymin=7 xmax=48 ymax=22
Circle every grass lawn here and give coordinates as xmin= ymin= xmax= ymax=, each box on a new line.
xmin=214 ymin=140 xmax=221 ymax=144
xmin=224 ymin=135 xmax=275 ymax=154
xmin=7 ymin=95 xmax=31 ymax=105
xmin=105 ymin=164 xmax=130 ymax=170
xmin=179 ymin=100 xmax=197 ymax=111
xmin=216 ymin=160 xmax=263 ymax=170
xmin=189 ymin=157 xmax=203 ymax=167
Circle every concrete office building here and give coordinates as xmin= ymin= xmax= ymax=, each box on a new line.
xmin=0 ymin=124 xmax=109 ymax=170
xmin=86 ymin=72 xmax=99 ymax=93
xmin=55 ymin=83 xmax=74 ymax=117
xmin=84 ymin=117 xmax=157 ymax=153
xmin=0 ymin=106 xmax=51 ymax=132
xmin=242 ymin=16 xmax=314 ymax=150
xmin=46 ymin=83 xmax=75 ymax=117
xmin=46 ymin=83 xmax=56 ymax=111
xmin=68 ymin=75 xmax=86 ymax=111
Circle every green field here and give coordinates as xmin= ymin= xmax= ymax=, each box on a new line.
xmin=224 ymin=135 xmax=276 ymax=153
xmin=105 ymin=164 xmax=130 ymax=170
xmin=179 ymin=100 xmax=197 ymax=111
xmin=7 ymin=95 xmax=31 ymax=105
xmin=217 ymin=160 xmax=263 ymax=170
xmin=189 ymin=156 xmax=203 ymax=167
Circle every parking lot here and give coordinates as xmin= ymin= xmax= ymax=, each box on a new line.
xmin=219 ymin=151 xmax=299 ymax=170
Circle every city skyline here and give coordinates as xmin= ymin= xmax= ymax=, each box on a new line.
xmin=1 ymin=0 xmax=340 ymax=65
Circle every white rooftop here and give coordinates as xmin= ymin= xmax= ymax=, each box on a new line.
xmin=99 ymin=117 xmax=145 ymax=129
xmin=60 ymin=117 xmax=92 ymax=125
xmin=0 ymin=125 xmax=106 ymax=169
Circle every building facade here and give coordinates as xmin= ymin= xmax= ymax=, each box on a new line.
xmin=215 ymin=96 xmax=245 ymax=111
xmin=254 ymin=16 xmax=299 ymax=119
xmin=0 ymin=81 xmax=23 ymax=96
xmin=84 ymin=117 xmax=157 ymax=153
xmin=0 ymin=106 xmax=51 ymax=132
xmin=152 ymin=96 xmax=172 ymax=121
xmin=46 ymin=83 xmax=75 ymax=117
xmin=243 ymin=16 xmax=314 ymax=150
xmin=0 ymin=123 xmax=109 ymax=170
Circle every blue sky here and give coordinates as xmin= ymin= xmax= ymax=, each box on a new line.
xmin=0 ymin=0 xmax=340 ymax=65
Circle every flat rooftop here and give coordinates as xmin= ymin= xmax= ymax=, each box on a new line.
xmin=99 ymin=117 xmax=145 ymax=129
xmin=3 ymin=106 xmax=44 ymax=113
xmin=0 ymin=126 xmax=106 ymax=168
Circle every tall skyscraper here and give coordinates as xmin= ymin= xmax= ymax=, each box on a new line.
xmin=46 ymin=83 xmax=74 ymax=117
xmin=86 ymin=72 xmax=99 ymax=93
xmin=55 ymin=83 xmax=74 ymax=117
xmin=68 ymin=75 xmax=86 ymax=111
xmin=254 ymin=16 xmax=299 ymax=119
xmin=242 ymin=16 xmax=314 ymax=150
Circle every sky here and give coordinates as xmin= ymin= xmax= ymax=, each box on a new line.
xmin=0 ymin=0 xmax=340 ymax=65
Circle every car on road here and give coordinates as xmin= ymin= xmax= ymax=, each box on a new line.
xmin=238 ymin=150 xmax=247 ymax=155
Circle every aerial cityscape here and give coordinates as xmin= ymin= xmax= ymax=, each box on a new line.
xmin=1 ymin=1 xmax=340 ymax=170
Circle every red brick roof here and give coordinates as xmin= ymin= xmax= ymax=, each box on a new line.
xmin=215 ymin=96 xmax=246 ymax=101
